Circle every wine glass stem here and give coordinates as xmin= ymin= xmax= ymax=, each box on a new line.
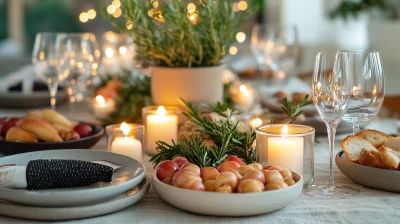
xmin=352 ymin=123 xmax=360 ymax=134
xmin=48 ymin=84 xmax=58 ymax=111
xmin=326 ymin=123 xmax=338 ymax=187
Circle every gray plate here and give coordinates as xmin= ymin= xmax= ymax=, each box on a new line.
xmin=0 ymin=177 xmax=150 ymax=221
xmin=336 ymin=151 xmax=400 ymax=193
xmin=0 ymin=91 xmax=68 ymax=108
xmin=0 ymin=149 xmax=145 ymax=207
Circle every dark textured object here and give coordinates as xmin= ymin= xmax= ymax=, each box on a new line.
xmin=26 ymin=159 xmax=114 ymax=190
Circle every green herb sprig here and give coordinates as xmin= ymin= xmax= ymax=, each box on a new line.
xmin=280 ymin=94 xmax=312 ymax=124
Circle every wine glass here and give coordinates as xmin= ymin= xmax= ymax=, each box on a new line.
xmin=341 ymin=51 xmax=385 ymax=134
xmin=57 ymin=33 xmax=100 ymax=115
xmin=32 ymin=32 xmax=66 ymax=110
xmin=304 ymin=52 xmax=359 ymax=198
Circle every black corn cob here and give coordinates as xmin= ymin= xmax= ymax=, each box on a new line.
xmin=26 ymin=160 xmax=114 ymax=190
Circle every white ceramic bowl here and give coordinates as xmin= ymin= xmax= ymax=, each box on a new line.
xmin=336 ymin=151 xmax=400 ymax=193
xmin=152 ymin=171 xmax=303 ymax=216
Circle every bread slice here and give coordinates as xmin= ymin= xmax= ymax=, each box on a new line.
xmin=356 ymin=129 xmax=388 ymax=148
xmin=378 ymin=146 xmax=400 ymax=170
xmin=383 ymin=136 xmax=400 ymax=152
xmin=359 ymin=148 xmax=384 ymax=168
xmin=341 ymin=135 xmax=377 ymax=162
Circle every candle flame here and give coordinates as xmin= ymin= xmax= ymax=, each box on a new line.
xmin=119 ymin=46 xmax=127 ymax=55
xmin=252 ymin=118 xmax=262 ymax=128
xmin=120 ymin=122 xmax=130 ymax=136
xmin=157 ymin=106 xmax=166 ymax=116
xmin=282 ymin=124 xmax=288 ymax=138
xmin=239 ymin=85 xmax=250 ymax=96
xmin=105 ymin=48 xmax=114 ymax=58
xmin=96 ymin=95 xmax=105 ymax=106
xmin=372 ymin=84 xmax=377 ymax=96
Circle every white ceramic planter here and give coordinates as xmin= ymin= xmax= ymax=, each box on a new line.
xmin=151 ymin=65 xmax=225 ymax=107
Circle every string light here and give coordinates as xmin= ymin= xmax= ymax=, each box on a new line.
xmin=113 ymin=8 xmax=122 ymax=18
xmin=87 ymin=9 xmax=96 ymax=19
xmin=107 ymin=5 xmax=116 ymax=14
xmin=238 ymin=1 xmax=248 ymax=11
xmin=112 ymin=0 xmax=121 ymax=8
xmin=229 ymin=46 xmax=238 ymax=55
xmin=153 ymin=1 xmax=159 ymax=8
xmin=187 ymin=3 xmax=196 ymax=13
xmin=236 ymin=32 xmax=246 ymax=43
xmin=79 ymin=12 xmax=89 ymax=23
xmin=126 ymin=19 xmax=133 ymax=30
xmin=188 ymin=12 xmax=199 ymax=24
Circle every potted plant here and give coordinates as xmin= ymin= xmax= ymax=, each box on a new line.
xmin=101 ymin=0 xmax=250 ymax=106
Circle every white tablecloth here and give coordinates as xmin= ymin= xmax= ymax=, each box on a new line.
xmin=0 ymin=104 xmax=400 ymax=224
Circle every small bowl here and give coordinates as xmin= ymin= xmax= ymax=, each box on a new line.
xmin=152 ymin=171 xmax=303 ymax=216
xmin=336 ymin=151 xmax=400 ymax=193
xmin=0 ymin=121 xmax=104 ymax=156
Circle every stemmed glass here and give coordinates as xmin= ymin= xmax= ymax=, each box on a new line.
xmin=57 ymin=33 xmax=100 ymax=115
xmin=341 ymin=51 xmax=385 ymax=134
xmin=304 ymin=52 xmax=359 ymax=198
xmin=32 ymin=32 xmax=67 ymax=110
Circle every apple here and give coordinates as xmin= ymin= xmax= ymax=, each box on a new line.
xmin=200 ymin=167 xmax=219 ymax=182
xmin=74 ymin=123 xmax=93 ymax=138
xmin=172 ymin=170 xmax=204 ymax=191
xmin=172 ymin=156 xmax=189 ymax=167
xmin=156 ymin=160 xmax=179 ymax=181
xmin=217 ymin=161 xmax=241 ymax=172
xmin=179 ymin=163 xmax=200 ymax=175
xmin=6 ymin=117 xmax=20 ymax=126
xmin=225 ymin=155 xmax=246 ymax=166
xmin=0 ymin=119 xmax=6 ymax=125
xmin=0 ymin=121 xmax=15 ymax=137
xmin=242 ymin=169 xmax=265 ymax=184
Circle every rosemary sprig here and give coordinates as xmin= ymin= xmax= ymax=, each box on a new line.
xmin=280 ymin=94 xmax=312 ymax=124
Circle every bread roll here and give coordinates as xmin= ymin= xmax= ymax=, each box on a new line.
xmin=6 ymin=127 xmax=38 ymax=143
xmin=18 ymin=117 xmax=62 ymax=142
xmin=42 ymin=109 xmax=73 ymax=129
xmin=359 ymin=148 xmax=384 ymax=168
xmin=341 ymin=135 xmax=377 ymax=162
xmin=383 ymin=136 xmax=400 ymax=152
xmin=356 ymin=129 xmax=388 ymax=148
xmin=378 ymin=146 xmax=400 ymax=170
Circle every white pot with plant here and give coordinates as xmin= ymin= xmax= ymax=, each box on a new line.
xmin=102 ymin=0 xmax=250 ymax=107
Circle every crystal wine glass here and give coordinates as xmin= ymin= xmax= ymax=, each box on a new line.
xmin=32 ymin=32 xmax=66 ymax=110
xmin=304 ymin=52 xmax=359 ymax=198
xmin=341 ymin=51 xmax=385 ymax=134
xmin=57 ymin=33 xmax=100 ymax=115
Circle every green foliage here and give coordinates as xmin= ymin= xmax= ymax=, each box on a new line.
xmin=150 ymin=99 xmax=256 ymax=168
xmin=329 ymin=0 xmax=394 ymax=20
xmin=100 ymin=0 xmax=252 ymax=67
xmin=280 ymin=94 xmax=312 ymax=124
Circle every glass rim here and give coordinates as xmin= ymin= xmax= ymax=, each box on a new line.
xmin=36 ymin=32 xmax=66 ymax=37
xmin=142 ymin=105 xmax=181 ymax=113
xmin=256 ymin=124 xmax=315 ymax=137
xmin=106 ymin=123 xmax=144 ymax=133
xmin=317 ymin=50 xmax=380 ymax=55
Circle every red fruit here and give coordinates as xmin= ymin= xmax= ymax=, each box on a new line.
xmin=156 ymin=160 xmax=179 ymax=181
xmin=200 ymin=167 xmax=219 ymax=182
xmin=74 ymin=123 xmax=93 ymax=138
xmin=225 ymin=155 xmax=246 ymax=166
xmin=217 ymin=161 xmax=241 ymax=172
xmin=6 ymin=117 xmax=20 ymax=126
xmin=0 ymin=122 xmax=15 ymax=137
xmin=0 ymin=119 xmax=7 ymax=125
xmin=172 ymin=156 xmax=189 ymax=167
xmin=172 ymin=170 xmax=204 ymax=191
xmin=179 ymin=163 xmax=201 ymax=175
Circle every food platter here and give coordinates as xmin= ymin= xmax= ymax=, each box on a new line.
xmin=152 ymin=171 xmax=303 ymax=216
xmin=0 ymin=149 xmax=145 ymax=207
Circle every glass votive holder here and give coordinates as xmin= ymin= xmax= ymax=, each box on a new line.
xmin=91 ymin=95 xmax=116 ymax=120
xmin=106 ymin=123 xmax=144 ymax=163
xmin=256 ymin=124 xmax=315 ymax=188
xmin=142 ymin=106 xmax=181 ymax=155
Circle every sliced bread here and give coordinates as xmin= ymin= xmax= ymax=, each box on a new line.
xmin=359 ymin=148 xmax=384 ymax=168
xmin=356 ymin=129 xmax=388 ymax=148
xmin=377 ymin=146 xmax=400 ymax=170
xmin=383 ymin=136 xmax=400 ymax=152
xmin=341 ymin=135 xmax=377 ymax=162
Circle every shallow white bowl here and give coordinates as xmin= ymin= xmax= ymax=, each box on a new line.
xmin=152 ymin=171 xmax=303 ymax=216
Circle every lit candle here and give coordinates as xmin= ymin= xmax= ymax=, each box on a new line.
xmin=119 ymin=46 xmax=133 ymax=71
xmin=267 ymin=124 xmax=304 ymax=175
xmin=93 ymin=95 xmax=115 ymax=119
xmin=232 ymin=85 xmax=255 ymax=111
xmin=249 ymin=117 xmax=263 ymax=130
xmin=146 ymin=106 xmax=178 ymax=155
xmin=111 ymin=122 xmax=143 ymax=162
xmin=102 ymin=47 xmax=121 ymax=74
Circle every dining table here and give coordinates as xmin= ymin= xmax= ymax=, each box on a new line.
xmin=0 ymin=101 xmax=400 ymax=224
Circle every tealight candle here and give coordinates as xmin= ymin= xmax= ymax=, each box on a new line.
xmin=249 ymin=117 xmax=263 ymax=130
xmin=93 ymin=95 xmax=115 ymax=119
xmin=232 ymin=85 xmax=255 ymax=111
xmin=144 ymin=106 xmax=178 ymax=155
xmin=107 ymin=122 xmax=143 ymax=163
xmin=102 ymin=47 xmax=120 ymax=74
xmin=119 ymin=46 xmax=134 ymax=71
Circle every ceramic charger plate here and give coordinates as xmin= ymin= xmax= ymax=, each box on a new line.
xmin=0 ymin=149 xmax=145 ymax=207
xmin=152 ymin=171 xmax=303 ymax=216
xmin=336 ymin=151 xmax=400 ymax=193
xmin=0 ymin=177 xmax=150 ymax=221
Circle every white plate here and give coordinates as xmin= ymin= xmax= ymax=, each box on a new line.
xmin=336 ymin=151 xmax=400 ymax=193
xmin=0 ymin=149 xmax=145 ymax=207
xmin=0 ymin=177 xmax=150 ymax=221
xmin=152 ymin=171 xmax=303 ymax=216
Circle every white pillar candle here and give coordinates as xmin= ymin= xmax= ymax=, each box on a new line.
xmin=102 ymin=47 xmax=121 ymax=74
xmin=146 ymin=106 xmax=178 ymax=155
xmin=267 ymin=124 xmax=304 ymax=175
xmin=93 ymin=95 xmax=115 ymax=119
xmin=111 ymin=122 xmax=143 ymax=163
xmin=233 ymin=85 xmax=255 ymax=111
xmin=119 ymin=46 xmax=133 ymax=71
